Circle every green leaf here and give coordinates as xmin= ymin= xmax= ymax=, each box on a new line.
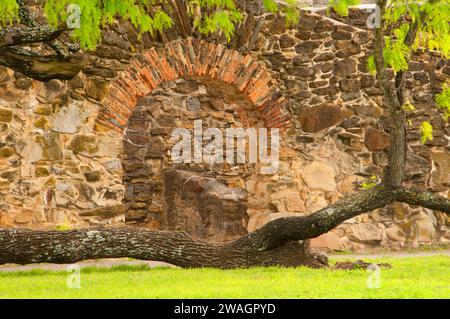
xmin=328 ymin=0 xmax=360 ymax=17
xmin=436 ymin=83 xmax=450 ymax=121
xmin=263 ymin=0 xmax=278 ymax=13
xmin=420 ymin=121 xmax=433 ymax=144
xmin=367 ymin=55 xmax=376 ymax=75
xmin=0 ymin=0 xmax=19 ymax=26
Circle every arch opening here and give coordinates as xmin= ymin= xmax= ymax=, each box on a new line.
xmin=122 ymin=77 xmax=274 ymax=241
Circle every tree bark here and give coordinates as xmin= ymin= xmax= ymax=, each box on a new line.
xmin=0 ymin=227 xmax=326 ymax=269
xmin=394 ymin=188 xmax=450 ymax=212
xmin=372 ymin=4 xmax=407 ymax=187
xmin=0 ymin=47 xmax=88 ymax=81
xmin=241 ymin=185 xmax=393 ymax=251
xmin=0 ymin=26 xmax=65 ymax=47
xmin=16 ymin=0 xmax=70 ymax=57
xmin=0 ymin=185 xmax=447 ymax=267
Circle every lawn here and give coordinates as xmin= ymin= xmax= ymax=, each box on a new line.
xmin=0 ymin=256 xmax=449 ymax=299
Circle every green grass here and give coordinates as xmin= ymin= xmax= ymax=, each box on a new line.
xmin=0 ymin=256 xmax=449 ymax=299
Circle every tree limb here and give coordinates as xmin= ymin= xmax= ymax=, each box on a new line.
xmin=394 ymin=188 xmax=450 ymax=213
xmin=0 ymin=26 xmax=65 ymax=47
xmin=373 ymin=0 xmax=407 ymax=187
xmin=0 ymin=184 xmax=447 ymax=267
xmin=240 ymin=185 xmax=394 ymax=251
xmin=0 ymin=47 xmax=88 ymax=81
xmin=16 ymin=0 xmax=69 ymax=57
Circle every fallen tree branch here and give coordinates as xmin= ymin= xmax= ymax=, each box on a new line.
xmin=0 ymin=227 xmax=326 ymax=268
xmin=0 ymin=184 xmax=448 ymax=267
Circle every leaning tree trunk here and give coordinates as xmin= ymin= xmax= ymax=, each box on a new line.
xmin=0 ymin=185 xmax=448 ymax=268
xmin=0 ymin=227 xmax=327 ymax=269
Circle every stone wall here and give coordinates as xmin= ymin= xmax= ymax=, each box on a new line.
xmin=0 ymin=2 xmax=448 ymax=251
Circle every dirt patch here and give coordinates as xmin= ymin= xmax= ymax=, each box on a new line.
xmin=333 ymin=259 xmax=392 ymax=270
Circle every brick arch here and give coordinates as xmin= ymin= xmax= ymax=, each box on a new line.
xmin=95 ymin=38 xmax=291 ymax=132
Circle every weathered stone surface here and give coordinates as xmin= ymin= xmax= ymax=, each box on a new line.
xmin=339 ymin=79 xmax=361 ymax=92
xmin=80 ymin=204 xmax=126 ymax=219
xmin=163 ymin=169 xmax=248 ymax=241
xmin=311 ymin=232 xmax=342 ymax=250
xmin=0 ymin=213 xmax=14 ymax=227
xmin=352 ymin=31 xmax=370 ymax=44
xmin=279 ymin=34 xmax=295 ymax=48
xmin=301 ymin=161 xmax=336 ymax=192
xmin=336 ymin=45 xmax=361 ymax=58
xmin=299 ymin=104 xmax=350 ymax=133
xmin=346 ymin=223 xmax=382 ymax=243
xmin=314 ymin=52 xmax=335 ymax=62
xmin=36 ymin=133 xmax=63 ymax=161
xmin=386 ymin=226 xmax=406 ymax=242
xmin=0 ymin=8 xmax=447 ymax=252
xmin=295 ymin=40 xmax=322 ymax=54
xmin=34 ymin=105 xmax=53 ymax=115
xmin=247 ymin=212 xmax=304 ymax=233
xmin=69 ymin=135 xmax=98 ymax=156
xmin=14 ymin=209 xmax=34 ymax=224
xmin=332 ymin=29 xmax=352 ymax=40
xmin=414 ymin=210 xmax=437 ymax=242
xmin=86 ymin=78 xmax=109 ymax=100
xmin=334 ymin=59 xmax=357 ymax=76
xmin=52 ymin=102 xmax=90 ymax=133
xmin=0 ymin=107 xmax=12 ymax=122
xmin=0 ymin=146 xmax=15 ymax=158
xmin=364 ymin=128 xmax=391 ymax=151
xmin=431 ymin=150 xmax=450 ymax=185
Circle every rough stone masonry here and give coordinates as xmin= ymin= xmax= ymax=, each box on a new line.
xmin=0 ymin=2 xmax=448 ymax=252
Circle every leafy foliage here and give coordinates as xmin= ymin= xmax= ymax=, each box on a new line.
xmin=44 ymin=0 xmax=174 ymax=51
xmin=420 ymin=121 xmax=434 ymax=144
xmin=367 ymin=55 xmax=376 ymax=75
xmin=328 ymin=0 xmax=360 ymax=17
xmin=383 ymin=24 xmax=411 ymax=73
xmin=436 ymin=83 xmax=450 ymax=121
xmin=361 ymin=175 xmax=379 ymax=190
xmin=0 ymin=0 xmax=18 ymax=26
xmin=191 ymin=0 xmax=243 ymax=41
xmin=263 ymin=0 xmax=278 ymax=13
xmin=335 ymin=0 xmax=449 ymax=145
xmin=419 ymin=0 xmax=450 ymax=58
xmin=383 ymin=0 xmax=450 ymax=70
xmin=402 ymin=100 xmax=416 ymax=113
xmin=0 ymin=0 xmax=300 ymax=50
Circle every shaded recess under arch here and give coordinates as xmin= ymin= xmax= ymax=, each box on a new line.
xmin=123 ymin=77 xmax=274 ymax=241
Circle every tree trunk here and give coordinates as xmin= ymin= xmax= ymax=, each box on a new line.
xmin=0 ymin=227 xmax=327 ymax=269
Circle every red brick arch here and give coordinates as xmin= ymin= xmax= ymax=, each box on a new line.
xmin=95 ymin=38 xmax=291 ymax=132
